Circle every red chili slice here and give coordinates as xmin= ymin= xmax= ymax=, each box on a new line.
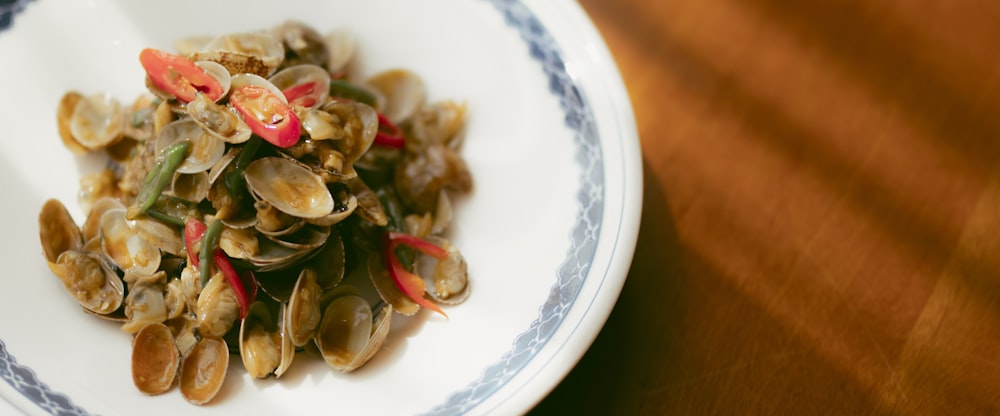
xmin=387 ymin=231 xmax=448 ymax=259
xmin=230 ymin=85 xmax=302 ymax=148
xmin=138 ymin=48 xmax=224 ymax=103
xmin=213 ymin=250 xmax=254 ymax=319
xmin=183 ymin=217 xmax=207 ymax=268
xmin=282 ymin=81 xmax=321 ymax=108
xmin=373 ymin=112 xmax=405 ymax=148
xmin=384 ymin=232 xmax=449 ymax=317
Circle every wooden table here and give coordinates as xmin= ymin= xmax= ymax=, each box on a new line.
xmin=532 ymin=0 xmax=1000 ymax=414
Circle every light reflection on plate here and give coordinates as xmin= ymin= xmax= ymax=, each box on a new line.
xmin=0 ymin=0 xmax=640 ymax=414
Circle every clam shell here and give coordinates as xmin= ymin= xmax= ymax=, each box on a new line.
xmin=180 ymin=337 xmax=229 ymax=405
xmin=186 ymin=91 xmax=250 ymax=144
xmin=239 ymin=300 xmax=294 ymax=378
xmin=365 ymin=69 xmax=426 ymax=124
xmin=155 ymin=119 xmax=225 ymax=174
xmin=191 ymin=32 xmax=285 ymax=77
xmin=367 ymin=252 xmax=419 ymax=316
xmin=56 ymin=92 xmax=88 ymax=154
xmin=50 ymin=250 xmax=124 ymax=315
xmin=194 ymin=61 xmax=232 ymax=100
xmin=170 ymin=171 xmax=211 ymax=203
xmin=230 ymin=73 xmax=287 ymax=103
xmin=315 ymin=296 xmax=392 ymax=372
xmin=429 ymin=239 xmax=470 ymax=305
xmin=285 ymin=268 xmax=322 ymax=347
xmin=312 ymin=228 xmax=345 ymax=289
xmin=100 ymin=208 xmax=161 ymax=276
xmin=347 ymin=178 xmax=387 ymax=227
xmin=268 ymin=64 xmax=330 ymax=108
xmin=131 ymin=322 xmax=180 ymax=395
xmin=324 ymin=29 xmax=356 ymax=74
xmin=38 ymin=199 xmax=83 ymax=263
xmin=69 ymin=93 xmax=125 ymax=150
xmin=120 ymin=282 xmax=168 ymax=334
xmin=273 ymin=20 xmax=328 ymax=68
xmin=195 ymin=272 xmax=240 ymax=339
xmin=244 ymin=157 xmax=334 ymax=219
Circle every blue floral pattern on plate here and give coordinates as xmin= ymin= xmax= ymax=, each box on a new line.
xmin=428 ymin=0 xmax=603 ymax=414
xmin=0 ymin=0 xmax=29 ymax=32
xmin=0 ymin=0 xmax=604 ymax=414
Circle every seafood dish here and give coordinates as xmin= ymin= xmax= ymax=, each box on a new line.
xmin=37 ymin=20 xmax=472 ymax=405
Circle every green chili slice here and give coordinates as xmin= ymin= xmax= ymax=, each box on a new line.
xmin=376 ymin=187 xmax=414 ymax=270
xmin=145 ymin=209 xmax=185 ymax=227
xmin=199 ymin=219 xmax=224 ymax=287
xmin=224 ymin=135 xmax=263 ymax=198
xmin=329 ymin=79 xmax=376 ymax=106
xmin=129 ymin=140 xmax=191 ymax=219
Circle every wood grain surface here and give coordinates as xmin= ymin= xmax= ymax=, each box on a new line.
xmin=531 ymin=0 xmax=1000 ymax=414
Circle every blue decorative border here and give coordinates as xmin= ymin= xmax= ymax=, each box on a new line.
xmin=426 ymin=0 xmax=604 ymax=414
xmin=1 ymin=3 xmax=92 ymax=415
xmin=0 ymin=341 xmax=89 ymax=415
xmin=0 ymin=0 xmax=30 ymax=32
xmin=0 ymin=0 xmax=605 ymax=414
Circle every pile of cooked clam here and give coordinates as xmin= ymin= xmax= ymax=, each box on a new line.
xmin=37 ymin=20 xmax=472 ymax=405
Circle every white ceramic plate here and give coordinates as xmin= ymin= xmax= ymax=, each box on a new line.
xmin=0 ymin=0 xmax=641 ymax=414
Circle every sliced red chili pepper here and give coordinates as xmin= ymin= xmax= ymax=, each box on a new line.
xmin=230 ymin=85 xmax=302 ymax=148
xmin=384 ymin=232 xmax=449 ymax=317
xmin=387 ymin=231 xmax=449 ymax=259
xmin=183 ymin=217 xmax=207 ymax=268
xmin=138 ymin=48 xmax=224 ymax=103
xmin=374 ymin=112 xmax=405 ymax=148
xmin=239 ymin=269 xmax=259 ymax=311
xmin=282 ymin=81 xmax=320 ymax=108
xmin=213 ymin=250 xmax=253 ymax=319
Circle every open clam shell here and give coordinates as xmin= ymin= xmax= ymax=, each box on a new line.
xmin=285 ymin=267 xmax=323 ymax=347
xmin=170 ymin=171 xmax=211 ymax=203
xmin=100 ymin=208 xmax=161 ymax=276
xmin=131 ymin=322 xmax=180 ymax=395
xmin=312 ymin=228 xmax=345 ymax=289
xmin=56 ymin=92 xmax=89 ymax=154
xmin=179 ymin=337 xmax=229 ymax=405
xmin=347 ymin=177 xmax=387 ymax=227
xmin=69 ymin=92 xmax=125 ymax=150
xmin=191 ymin=32 xmax=285 ymax=78
xmin=186 ymin=91 xmax=250 ymax=144
xmin=81 ymin=197 xmax=125 ymax=243
xmin=268 ymin=64 xmax=330 ymax=108
xmin=305 ymin=188 xmax=357 ymax=227
xmin=194 ymin=61 xmax=232 ymax=100
xmin=244 ymin=157 xmax=334 ymax=219
xmin=273 ymin=20 xmax=329 ymax=68
xmin=239 ymin=299 xmax=294 ymax=378
xmin=321 ymin=101 xmax=378 ymax=165
xmin=428 ymin=239 xmax=470 ymax=305
xmin=324 ymin=29 xmax=356 ymax=74
xmin=50 ymin=250 xmax=124 ymax=315
xmin=244 ymin=235 xmax=318 ymax=272
xmin=39 ymin=198 xmax=83 ymax=264
xmin=367 ymin=251 xmax=419 ymax=316
xmin=314 ymin=295 xmax=392 ymax=372
xmin=254 ymin=201 xmax=303 ymax=237
xmin=155 ymin=119 xmax=225 ymax=174
xmin=365 ymin=69 xmax=426 ymax=124
xmin=267 ymin=225 xmax=330 ymax=251
xmin=195 ymin=272 xmax=240 ymax=339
